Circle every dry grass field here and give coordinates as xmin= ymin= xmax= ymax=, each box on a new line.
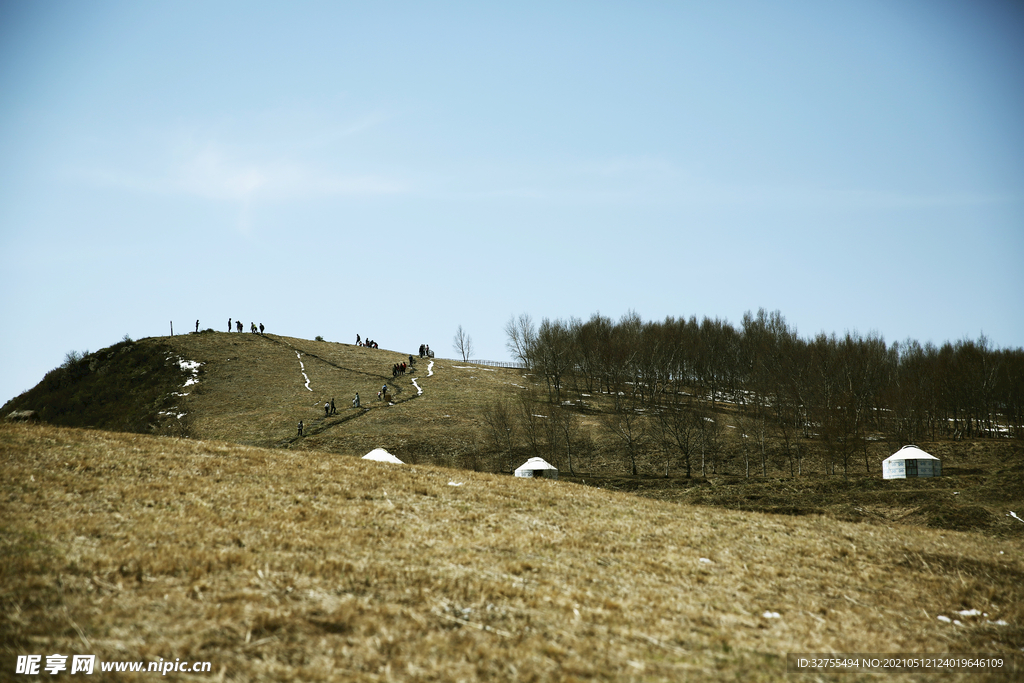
xmin=2 ymin=422 xmax=1023 ymax=682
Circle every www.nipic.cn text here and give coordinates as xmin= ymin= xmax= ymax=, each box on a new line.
xmin=16 ymin=655 xmax=212 ymax=675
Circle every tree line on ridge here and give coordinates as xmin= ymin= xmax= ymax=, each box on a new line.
xmin=486 ymin=309 xmax=1022 ymax=478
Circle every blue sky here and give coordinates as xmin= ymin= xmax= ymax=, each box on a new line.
xmin=1 ymin=0 xmax=1022 ymax=403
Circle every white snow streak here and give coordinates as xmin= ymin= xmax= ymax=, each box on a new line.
xmin=296 ymin=351 xmax=312 ymax=391
xmin=176 ymin=357 xmax=203 ymax=387
xmin=409 ymin=360 xmax=432 ymax=395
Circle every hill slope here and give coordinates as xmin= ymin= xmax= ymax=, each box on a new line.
xmin=1 ymin=332 xmax=510 ymax=458
xmin=0 ymin=338 xmax=185 ymax=433
xmin=2 ymin=423 xmax=1022 ymax=681
xmin=4 ymin=331 xmax=1024 ymax=539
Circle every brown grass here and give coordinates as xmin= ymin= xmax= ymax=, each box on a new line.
xmin=165 ymin=334 xmax=497 ymax=464
xmin=2 ymin=422 xmax=1022 ymax=682
xmin=155 ymin=333 xmax=1024 ymax=541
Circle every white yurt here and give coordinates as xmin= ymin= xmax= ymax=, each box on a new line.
xmin=882 ymin=445 xmax=941 ymax=479
xmin=362 ymin=448 xmax=404 ymax=464
xmin=514 ymin=457 xmax=559 ymax=480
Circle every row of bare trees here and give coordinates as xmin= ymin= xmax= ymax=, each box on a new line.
xmin=479 ymin=383 xmax=731 ymax=479
xmin=479 ymin=390 xmax=587 ymax=476
xmin=503 ymin=309 xmax=1023 ymax=476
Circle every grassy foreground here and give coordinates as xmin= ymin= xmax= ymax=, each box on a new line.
xmin=2 ymin=423 xmax=1022 ymax=682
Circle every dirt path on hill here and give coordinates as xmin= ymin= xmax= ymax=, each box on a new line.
xmin=267 ymin=335 xmax=390 ymax=381
xmin=267 ymin=337 xmax=432 ymax=448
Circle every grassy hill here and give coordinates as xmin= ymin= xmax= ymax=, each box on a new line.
xmin=2 ymin=422 xmax=1022 ymax=681
xmin=1 ymin=332 xmax=492 ymax=460
xmin=3 ymin=331 xmax=1023 ymax=537
xmin=0 ymin=337 xmax=184 ymax=433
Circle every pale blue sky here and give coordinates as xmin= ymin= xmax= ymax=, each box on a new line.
xmin=1 ymin=0 xmax=1022 ymax=403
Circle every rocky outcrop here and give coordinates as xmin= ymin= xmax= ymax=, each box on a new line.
xmin=6 ymin=410 xmax=40 ymax=422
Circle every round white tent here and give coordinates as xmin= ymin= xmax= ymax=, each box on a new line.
xmin=362 ymin=448 xmax=404 ymax=464
xmin=882 ymin=445 xmax=941 ymax=479
xmin=514 ymin=457 xmax=558 ymax=480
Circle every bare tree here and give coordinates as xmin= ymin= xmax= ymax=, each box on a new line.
xmin=655 ymin=403 xmax=697 ymax=477
xmin=480 ymin=397 xmax=517 ymax=473
xmin=516 ymin=389 xmax=548 ymax=457
xmin=693 ymin=399 xmax=723 ymax=477
xmin=505 ymin=313 xmax=536 ymax=368
xmin=453 ymin=324 xmax=474 ymax=362
xmin=535 ymin=317 xmax=573 ymax=403
xmin=773 ymin=391 xmax=804 ymax=477
xmin=550 ymin=405 xmax=582 ymax=476
xmin=602 ymin=401 xmax=649 ymax=476
xmin=734 ymin=411 xmax=766 ymax=478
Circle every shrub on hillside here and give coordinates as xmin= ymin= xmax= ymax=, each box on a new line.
xmin=1 ymin=339 xmax=187 ymax=433
xmin=62 ymin=349 xmax=88 ymax=369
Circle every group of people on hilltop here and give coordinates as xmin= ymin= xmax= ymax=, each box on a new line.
xmin=418 ymin=344 xmax=433 ymax=358
xmin=356 ymin=334 xmax=379 ymax=349
xmin=227 ymin=318 xmax=264 ymax=334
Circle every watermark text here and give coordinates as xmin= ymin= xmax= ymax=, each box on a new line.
xmin=16 ymin=654 xmax=212 ymax=675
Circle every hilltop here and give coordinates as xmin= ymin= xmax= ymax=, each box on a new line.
xmin=3 ymin=331 xmax=1023 ymax=538
xmin=2 ymin=331 xmax=513 ymax=457
xmin=2 ymin=422 xmax=1022 ymax=681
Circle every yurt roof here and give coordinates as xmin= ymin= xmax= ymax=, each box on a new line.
xmin=883 ymin=445 xmax=939 ymax=463
xmin=362 ymin=448 xmax=404 ymax=464
xmin=515 ymin=457 xmax=558 ymax=471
